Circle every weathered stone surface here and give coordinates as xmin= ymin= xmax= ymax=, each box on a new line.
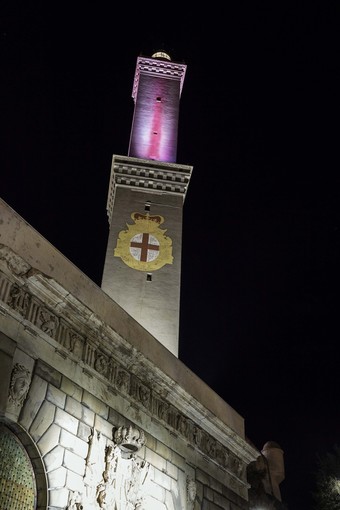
xmin=47 ymin=466 xmax=67 ymax=489
xmin=36 ymin=359 xmax=62 ymax=388
xmin=0 ymin=200 xmax=264 ymax=510
xmin=48 ymin=487 xmax=69 ymax=507
xmin=61 ymin=377 xmax=82 ymax=402
xmin=77 ymin=421 xmax=92 ymax=443
xmin=55 ymin=407 xmax=78 ymax=435
xmin=1 ymin=201 xmax=246 ymax=439
xmin=63 ymin=449 xmax=85 ymax=476
xmin=147 ymin=478 xmax=166 ymax=503
xmin=30 ymin=400 xmax=56 ymax=442
xmin=38 ymin=423 xmax=61 ymax=456
xmin=166 ymin=460 xmax=178 ymax=480
xmin=44 ymin=445 xmax=64 ymax=472
xmin=82 ymin=389 xmax=108 ymax=419
xmin=145 ymin=448 xmax=167 ymax=473
xmin=65 ymin=395 xmax=95 ymax=427
xmin=94 ymin=413 xmax=113 ymax=439
xmin=64 ymin=395 xmax=83 ymax=420
xmin=60 ymin=429 xmax=88 ymax=458
xmin=19 ymin=375 xmax=48 ymax=430
xmin=0 ymin=335 xmax=16 ymax=414
xmin=65 ymin=469 xmax=84 ymax=493
xmin=154 ymin=466 xmax=172 ymax=490
xmin=47 ymin=384 xmax=66 ymax=409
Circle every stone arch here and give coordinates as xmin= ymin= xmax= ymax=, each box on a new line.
xmin=0 ymin=420 xmax=48 ymax=509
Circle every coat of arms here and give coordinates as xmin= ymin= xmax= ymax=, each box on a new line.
xmin=114 ymin=212 xmax=173 ymax=271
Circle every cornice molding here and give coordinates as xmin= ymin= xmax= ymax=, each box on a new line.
xmin=0 ymin=245 xmax=259 ymax=498
xmin=106 ymin=155 xmax=193 ymax=224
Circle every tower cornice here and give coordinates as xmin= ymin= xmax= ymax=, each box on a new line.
xmin=132 ymin=56 xmax=187 ymax=101
xmin=106 ymin=155 xmax=193 ymax=225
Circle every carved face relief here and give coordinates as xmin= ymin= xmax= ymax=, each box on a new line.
xmin=39 ymin=308 xmax=59 ymax=336
xmin=8 ymin=285 xmax=30 ymax=316
xmin=176 ymin=414 xmax=188 ymax=437
xmin=157 ymin=401 xmax=169 ymax=421
xmin=192 ymin=425 xmax=202 ymax=446
xmin=116 ymin=370 xmax=130 ymax=393
xmin=187 ymin=477 xmax=197 ymax=505
xmin=8 ymin=363 xmax=31 ymax=406
xmin=65 ymin=331 xmax=84 ymax=357
xmin=95 ymin=354 xmax=108 ymax=376
xmin=138 ymin=384 xmax=150 ymax=407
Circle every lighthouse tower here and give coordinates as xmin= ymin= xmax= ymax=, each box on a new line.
xmin=101 ymin=52 xmax=193 ymax=357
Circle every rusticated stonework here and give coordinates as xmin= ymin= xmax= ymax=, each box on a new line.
xmin=0 ymin=247 xmax=250 ymax=499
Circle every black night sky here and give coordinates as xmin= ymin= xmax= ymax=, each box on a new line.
xmin=2 ymin=4 xmax=339 ymax=509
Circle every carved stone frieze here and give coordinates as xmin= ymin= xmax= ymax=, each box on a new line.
xmin=177 ymin=413 xmax=188 ymax=437
xmin=84 ymin=342 xmax=96 ymax=368
xmin=0 ymin=261 xmax=249 ymax=493
xmin=7 ymin=284 xmax=30 ymax=316
xmin=192 ymin=424 xmax=202 ymax=447
xmin=230 ymin=453 xmax=245 ymax=478
xmin=94 ymin=354 xmax=109 ymax=378
xmin=116 ymin=368 xmax=130 ymax=393
xmin=156 ymin=399 xmax=169 ymax=422
xmin=38 ymin=306 xmax=60 ymax=337
xmin=62 ymin=328 xmax=85 ymax=358
xmin=130 ymin=377 xmax=151 ymax=410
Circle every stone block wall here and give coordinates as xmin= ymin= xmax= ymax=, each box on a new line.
xmin=0 ymin=224 xmax=258 ymax=509
xmin=1 ymin=353 xmax=249 ymax=510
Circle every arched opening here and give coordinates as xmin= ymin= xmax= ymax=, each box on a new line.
xmin=0 ymin=422 xmax=47 ymax=509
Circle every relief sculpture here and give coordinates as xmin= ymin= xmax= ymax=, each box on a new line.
xmin=7 ymin=284 xmax=30 ymax=316
xmin=186 ymin=477 xmax=197 ymax=510
xmin=67 ymin=490 xmax=84 ymax=509
xmin=95 ymin=444 xmax=120 ymax=508
xmin=80 ymin=425 xmax=149 ymax=510
xmin=39 ymin=307 xmax=59 ymax=337
xmin=8 ymin=363 xmax=31 ymax=408
xmin=84 ymin=428 xmax=106 ymax=500
xmin=94 ymin=354 xmax=109 ymax=377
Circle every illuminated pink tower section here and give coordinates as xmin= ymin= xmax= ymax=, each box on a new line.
xmin=101 ymin=51 xmax=192 ymax=357
xmin=128 ymin=51 xmax=186 ymax=163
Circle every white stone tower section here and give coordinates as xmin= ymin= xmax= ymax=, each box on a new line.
xmin=101 ymin=52 xmax=193 ymax=357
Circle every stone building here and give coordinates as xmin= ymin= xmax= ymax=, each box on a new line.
xmin=0 ymin=51 xmax=285 ymax=509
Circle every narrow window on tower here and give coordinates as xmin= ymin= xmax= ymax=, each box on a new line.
xmin=146 ymin=273 xmax=152 ymax=282
xmin=145 ymin=201 xmax=151 ymax=211
xmin=156 ymin=97 xmax=162 ymax=102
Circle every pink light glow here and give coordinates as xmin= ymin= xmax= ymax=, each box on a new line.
xmin=148 ymin=95 xmax=163 ymax=160
xmin=128 ymin=70 xmax=181 ymax=163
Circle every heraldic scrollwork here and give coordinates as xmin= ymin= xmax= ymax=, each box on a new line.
xmin=114 ymin=212 xmax=173 ymax=271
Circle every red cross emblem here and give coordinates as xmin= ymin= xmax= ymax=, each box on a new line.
xmin=130 ymin=233 xmax=160 ymax=262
